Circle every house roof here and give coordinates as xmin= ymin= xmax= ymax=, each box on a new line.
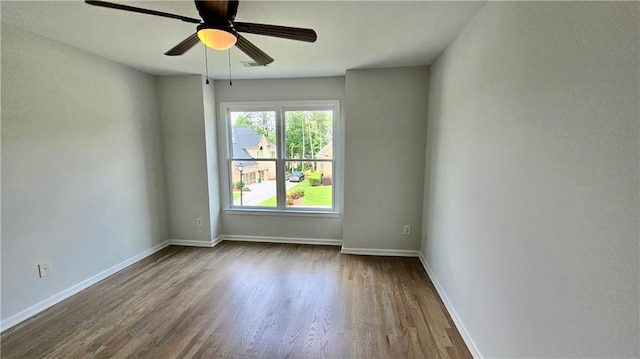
xmin=232 ymin=143 xmax=257 ymax=168
xmin=232 ymin=127 xmax=275 ymax=167
xmin=233 ymin=127 xmax=276 ymax=148
xmin=316 ymin=140 xmax=333 ymax=158
xmin=233 ymin=127 xmax=263 ymax=148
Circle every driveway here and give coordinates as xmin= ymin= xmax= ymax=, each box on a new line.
xmin=233 ymin=180 xmax=299 ymax=206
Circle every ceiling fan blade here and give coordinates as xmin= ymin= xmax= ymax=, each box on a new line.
xmin=235 ymin=34 xmax=274 ymax=66
xmin=195 ymin=0 xmax=239 ymax=22
xmin=85 ymin=0 xmax=201 ymax=24
xmin=165 ymin=33 xmax=200 ymax=56
xmin=234 ymin=22 xmax=317 ymax=43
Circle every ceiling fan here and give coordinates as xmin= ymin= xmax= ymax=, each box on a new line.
xmin=84 ymin=0 xmax=318 ymax=66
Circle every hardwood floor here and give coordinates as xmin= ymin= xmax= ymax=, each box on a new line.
xmin=1 ymin=242 xmax=472 ymax=358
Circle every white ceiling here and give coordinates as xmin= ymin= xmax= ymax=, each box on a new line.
xmin=1 ymin=0 xmax=485 ymax=79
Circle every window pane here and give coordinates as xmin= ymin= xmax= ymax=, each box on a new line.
xmin=285 ymin=161 xmax=333 ymax=209
xmin=284 ymin=110 xmax=333 ymax=160
xmin=223 ymin=102 xmax=338 ymax=212
xmin=230 ymin=111 xmax=277 ymax=159
xmin=231 ymin=160 xmax=277 ymax=207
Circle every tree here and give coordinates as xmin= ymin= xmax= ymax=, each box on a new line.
xmin=234 ymin=112 xmax=276 ymax=143
xmin=285 ymin=111 xmax=332 ymax=165
xmin=232 ymin=110 xmax=332 ymax=172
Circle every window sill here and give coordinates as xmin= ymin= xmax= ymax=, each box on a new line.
xmin=223 ymin=208 xmax=341 ymax=218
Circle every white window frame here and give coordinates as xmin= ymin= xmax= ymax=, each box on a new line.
xmin=218 ymin=100 xmax=341 ymax=215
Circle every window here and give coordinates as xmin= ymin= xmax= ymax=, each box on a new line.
xmin=220 ymin=101 xmax=340 ymax=213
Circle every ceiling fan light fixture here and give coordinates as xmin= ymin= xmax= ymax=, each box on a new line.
xmin=197 ymin=24 xmax=237 ymax=50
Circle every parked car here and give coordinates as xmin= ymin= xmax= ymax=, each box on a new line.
xmin=289 ymin=171 xmax=305 ymax=182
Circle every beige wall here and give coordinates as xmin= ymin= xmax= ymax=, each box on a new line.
xmin=231 ymin=164 xmax=275 ymax=185
xmin=234 ymin=135 xmax=276 ymax=184
xmin=158 ymin=76 xmax=214 ymax=243
xmin=316 ymin=141 xmax=333 ymax=178
xmin=202 ymin=78 xmax=222 ymax=241
xmin=1 ymin=24 xmax=167 ymax=325
xmin=422 ymin=2 xmax=639 ymax=357
xmin=343 ymin=67 xmax=429 ymax=252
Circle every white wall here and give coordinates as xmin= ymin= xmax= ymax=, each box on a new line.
xmin=214 ymin=77 xmax=345 ymax=241
xmin=1 ymin=24 xmax=167 ymax=324
xmin=343 ymin=67 xmax=429 ymax=252
xmin=422 ymin=2 xmax=639 ymax=357
xmin=158 ymin=76 xmax=216 ymax=244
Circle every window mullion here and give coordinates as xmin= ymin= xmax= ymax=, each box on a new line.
xmin=275 ymin=107 xmax=286 ymax=210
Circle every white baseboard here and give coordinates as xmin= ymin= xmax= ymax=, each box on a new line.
xmin=418 ymin=254 xmax=482 ymax=359
xmin=1 ymin=240 xmax=170 ymax=333
xmin=340 ymin=247 xmax=421 ymax=257
xmin=223 ymin=235 xmax=342 ymax=247
xmin=169 ymin=236 xmax=223 ymax=248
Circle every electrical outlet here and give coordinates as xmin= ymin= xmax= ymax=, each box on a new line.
xmin=38 ymin=262 xmax=51 ymax=278
xmin=403 ymin=225 xmax=411 ymax=236
xmin=196 ymin=217 xmax=203 ymax=227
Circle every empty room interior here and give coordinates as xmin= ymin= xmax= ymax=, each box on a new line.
xmin=1 ymin=1 xmax=639 ymax=358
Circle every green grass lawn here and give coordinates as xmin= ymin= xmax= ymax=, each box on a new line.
xmin=259 ymin=181 xmax=332 ymax=206
xmin=260 ymin=195 xmax=277 ymax=206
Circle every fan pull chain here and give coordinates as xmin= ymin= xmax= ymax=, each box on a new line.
xmin=204 ymin=34 xmax=210 ymax=85
xmin=228 ymin=49 xmax=233 ymax=86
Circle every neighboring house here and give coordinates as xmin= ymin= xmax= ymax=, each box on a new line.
xmin=232 ymin=127 xmax=276 ymax=185
xmin=315 ymin=140 xmax=333 ymax=179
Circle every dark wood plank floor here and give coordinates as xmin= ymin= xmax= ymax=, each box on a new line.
xmin=1 ymin=242 xmax=472 ymax=358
